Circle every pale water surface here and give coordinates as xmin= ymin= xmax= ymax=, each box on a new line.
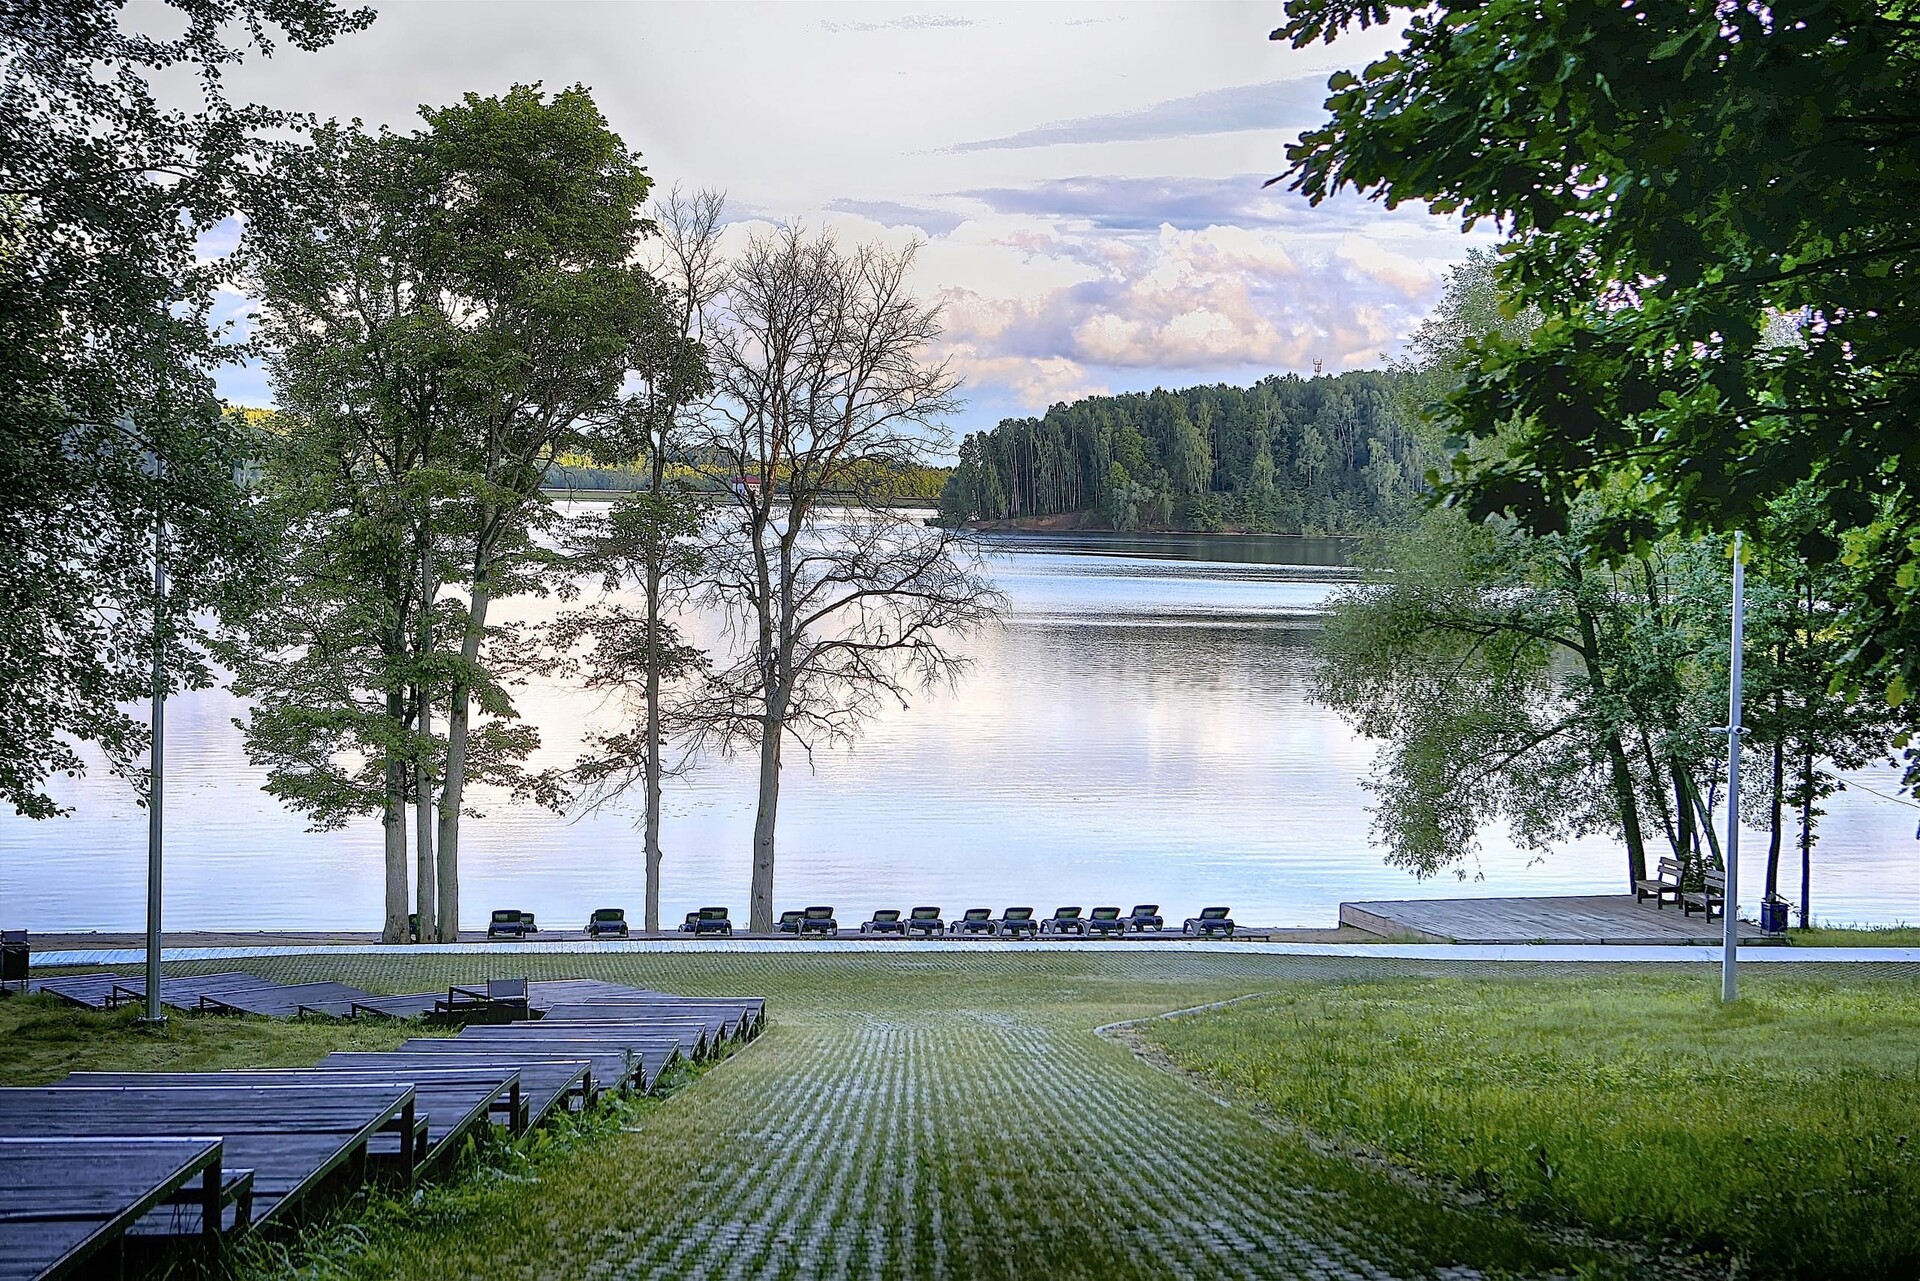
xmin=2 ymin=529 xmax=1915 ymax=930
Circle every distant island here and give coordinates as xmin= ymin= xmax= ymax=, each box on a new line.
xmin=938 ymin=371 xmax=1427 ymax=535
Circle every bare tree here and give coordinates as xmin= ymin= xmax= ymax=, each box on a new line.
xmin=695 ymin=226 xmax=1004 ymax=932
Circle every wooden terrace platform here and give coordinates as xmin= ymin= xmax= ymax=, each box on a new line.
xmin=1339 ymin=894 xmax=1783 ymax=946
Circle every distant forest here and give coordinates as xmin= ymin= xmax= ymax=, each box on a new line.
xmin=938 ymin=371 xmax=1432 ymax=534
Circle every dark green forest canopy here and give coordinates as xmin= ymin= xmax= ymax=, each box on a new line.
xmin=939 ymin=371 xmax=1428 ymax=533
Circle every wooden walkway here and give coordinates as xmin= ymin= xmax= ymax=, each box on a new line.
xmin=0 ymin=1137 xmax=238 ymax=1281
xmin=0 ymin=978 xmax=764 ymax=1279
xmin=1339 ymin=895 xmax=1782 ymax=945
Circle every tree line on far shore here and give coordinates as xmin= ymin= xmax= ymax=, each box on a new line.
xmin=937 ymin=369 xmax=1431 ymax=535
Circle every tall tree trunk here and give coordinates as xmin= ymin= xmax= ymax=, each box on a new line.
xmin=381 ymin=687 xmax=409 ymax=943
xmin=1570 ymin=589 xmax=1648 ymax=888
xmin=1798 ymin=752 xmax=1815 ymax=928
xmin=749 ymin=698 xmax=783 ymax=932
xmin=1765 ymin=728 xmax=1784 ymax=902
xmin=437 ymin=575 xmax=490 ymax=943
xmin=643 ymin=553 xmax=663 ymax=934
xmin=414 ymin=539 xmax=436 ymax=942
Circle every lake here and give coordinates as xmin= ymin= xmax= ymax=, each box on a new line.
xmin=3 ymin=528 xmax=1915 ymax=930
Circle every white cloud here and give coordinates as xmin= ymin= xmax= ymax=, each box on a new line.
xmin=933 ymin=222 xmax=1445 ymax=389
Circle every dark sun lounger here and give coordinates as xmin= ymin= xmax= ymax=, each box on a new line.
xmin=997 ymin=907 xmax=1039 ymax=938
xmin=949 ymin=908 xmax=995 ymax=936
xmin=1041 ymin=907 xmax=1085 ymax=935
xmin=861 ymin=910 xmax=906 ymax=936
xmin=1183 ymin=906 xmax=1235 ymax=937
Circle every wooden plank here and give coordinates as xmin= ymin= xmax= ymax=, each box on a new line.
xmin=460 ymin=1021 xmax=712 ymax=1060
xmin=1340 ymin=895 xmax=1780 ymax=945
xmin=0 ymin=1084 xmax=413 ymax=1227
xmin=539 ymin=1002 xmax=762 ymax=1040
xmin=0 ymin=1137 xmax=224 ymax=1281
xmin=322 ymin=1053 xmax=588 ymax=1128
xmin=405 ymin=1038 xmax=673 ymax=1092
xmin=62 ymin=1072 xmax=512 ymax=1167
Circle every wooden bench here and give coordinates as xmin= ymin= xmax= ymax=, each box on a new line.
xmin=1634 ymin=857 xmax=1685 ymax=908
xmin=1682 ymin=866 xmax=1727 ymax=919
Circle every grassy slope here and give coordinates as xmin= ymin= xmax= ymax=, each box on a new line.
xmin=7 ymin=952 xmax=1655 ymax=1281
xmin=0 ymin=995 xmax=421 ymax=1085
xmin=1145 ymin=972 xmax=1920 ymax=1280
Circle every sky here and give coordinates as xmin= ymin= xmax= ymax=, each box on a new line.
xmin=195 ymin=0 xmax=1492 ymax=436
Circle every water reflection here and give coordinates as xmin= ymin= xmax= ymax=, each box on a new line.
xmin=2 ymin=529 xmax=1914 ymax=929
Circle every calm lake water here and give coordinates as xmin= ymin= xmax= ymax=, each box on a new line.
xmin=3 ymin=527 xmax=1916 ymax=930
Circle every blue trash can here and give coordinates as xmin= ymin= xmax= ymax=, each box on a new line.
xmin=1760 ymin=897 xmax=1789 ymax=934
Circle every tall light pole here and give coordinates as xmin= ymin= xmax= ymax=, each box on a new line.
xmin=141 ymin=493 xmax=166 ymax=1026
xmin=1721 ymin=531 xmax=1746 ymax=1003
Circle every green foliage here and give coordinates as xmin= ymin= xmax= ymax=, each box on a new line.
xmin=0 ymin=0 xmax=368 ymax=817
xmin=939 ymin=372 xmax=1427 ymax=533
xmin=1149 ymin=973 xmax=1920 ymax=1279
xmin=235 ymin=83 xmax=681 ymax=937
xmin=1275 ymin=0 xmax=1920 ymax=723
xmin=1316 ymin=508 xmax=1738 ymax=882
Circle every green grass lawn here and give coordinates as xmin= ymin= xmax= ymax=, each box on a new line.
xmin=1790 ymin=924 xmax=1920 ymax=947
xmin=1144 ymin=971 xmax=1920 ymax=1280
xmin=7 ymin=952 xmax=1906 ymax=1279
xmin=0 ymin=994 xmax=423 ymax=1085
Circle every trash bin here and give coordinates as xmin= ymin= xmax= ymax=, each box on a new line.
xmin=1 ymin=930 xmax=27 ymax=986
xmin=1760 ymin=897 xmax=1790 ymax=934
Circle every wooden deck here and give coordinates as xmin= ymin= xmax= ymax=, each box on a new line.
xmin=0 ymin=1137 xmax=236 ymax=1281
xmin=1339 ymin=895 xmax=1783 ymax=946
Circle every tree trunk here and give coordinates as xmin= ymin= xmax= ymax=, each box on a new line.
xmin=749 ymin=700 xmax=783 ymax=932
xmin=414 ymin=686 xmax=435 ymax=942
xmin=1569 ymin=590 xmax=1648 ymax=889
xmin=1798 ymin=752 xmax=1814 ymax=928
xmin=437 ymin=575 xmax=490 ymax=943
xmin=414 ymin=525 xmax=436 ymax=941
xmin=1765 ymin=730 xmax=1784 ymax=902
xmin=381 ymin=688 xmax=410 ymax=943
xmin=644 ymin=553 xmax=663 ymax=934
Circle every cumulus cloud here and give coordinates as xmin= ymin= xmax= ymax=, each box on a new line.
xmin=947 ymin=76 xmax=1331 ymax=153
xmin=934 ymin=223 xmax=1444 ymax=390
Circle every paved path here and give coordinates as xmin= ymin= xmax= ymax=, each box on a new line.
xmin=30 ymin=939 xmax=1920 ymax=967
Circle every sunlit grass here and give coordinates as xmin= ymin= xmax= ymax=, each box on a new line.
xmin=1145 ymin=972 xmax=1920 ymax=1279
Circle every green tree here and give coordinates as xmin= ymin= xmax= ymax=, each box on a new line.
xmin=1165 ymin=401 xmax=1211 ymax=502
xmin=242 ymin=84 xmax=663 ymax=938
xmin=1275 ymin=0 xmax=1920 ymax=724
xmin=0 ymin=0 xmax=369 ymax=818
xmin=556 ymin=187 xmax=718 ymax=934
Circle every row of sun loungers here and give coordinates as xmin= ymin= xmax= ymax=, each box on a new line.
xmin=466 ymin=905 xmax=1242 ymax=940
xmin=1 ymin=978 xmax=762 ymax=1279
xmin=803 ymin=904 xmax=1236 ymax=938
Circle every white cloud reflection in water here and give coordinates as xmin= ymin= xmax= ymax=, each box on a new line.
xmin=3 ymin=526 xmax=1917 ymax=930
